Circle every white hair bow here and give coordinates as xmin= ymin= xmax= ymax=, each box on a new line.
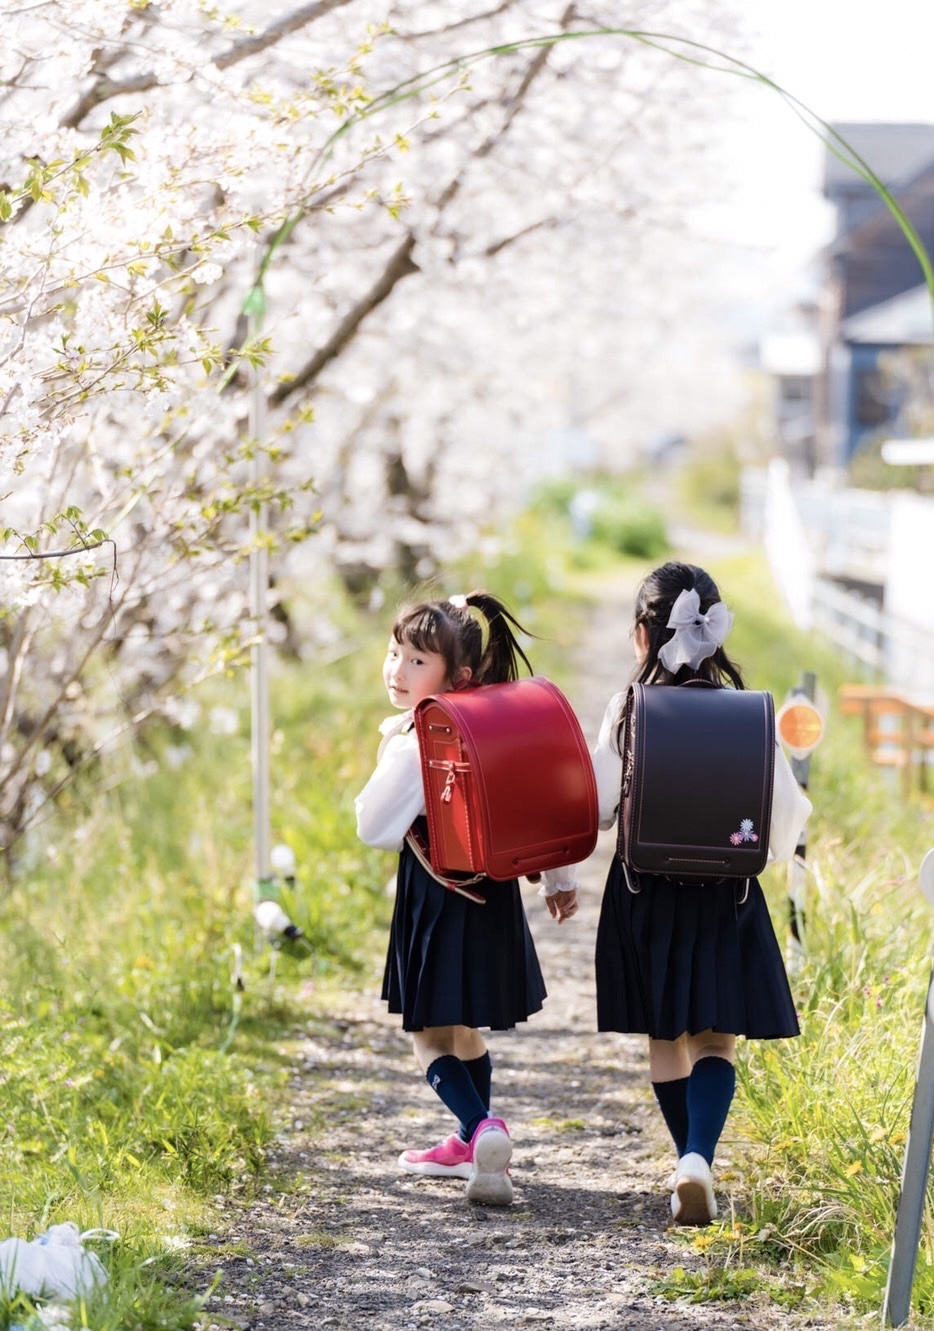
xmin=657 ymin=588 xmax=733 ymax=672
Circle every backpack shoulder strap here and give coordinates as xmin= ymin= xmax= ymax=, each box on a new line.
xmin=403 ymin=826 xmax=487 ymax=904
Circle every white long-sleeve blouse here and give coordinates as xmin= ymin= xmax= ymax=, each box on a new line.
xmin=354 ymin=713 xmax=424 ymax=851
xmin=591 ymin=691 xmax=813 ymax=862
xmin=354 ymin=712 xmax=580 ymax=895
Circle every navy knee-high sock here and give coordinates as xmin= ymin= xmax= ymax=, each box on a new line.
xmin=425 ymin=1056 xmax=488 ymax=1142
xmin=460 ymin=1052 xmax=493 ymax=1141
xmin=685 ymin=1056 xmax=736 ymax=1166
xmin=652 ymin=1077 xmax=689 ymax=1157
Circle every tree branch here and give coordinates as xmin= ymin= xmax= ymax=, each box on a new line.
xmin=483 ymin=214 xmax=561 ymax=257
xmin=267 ymin=5 xmax=575 ymax=409
xmin=61 ymin=71 xmax=162 ymax=131
xmin=434 ymin=2 xmax=575 ymax=213
xmin=396 ymin=1 xmax=523 ymax=42
xmin=214 ymin=0 xmax=356 ymax=69
xmin=61 ymin=0 xmax=357 ymax=129
xmin=268 ymin=230 xmax=418 ymax=407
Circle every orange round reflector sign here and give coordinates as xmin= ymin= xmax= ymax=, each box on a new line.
xmin=776 ymin=700 xmax=824 ymax=757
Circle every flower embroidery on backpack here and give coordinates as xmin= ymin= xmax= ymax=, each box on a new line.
xmin=730 ymin=818 xmax=759 ymax=846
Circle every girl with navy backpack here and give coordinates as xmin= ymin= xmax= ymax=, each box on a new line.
xmin=355 ymin=591 xmax=579 ymax=1205
xmin=591 ymin=561 xmax=812 ymax=1224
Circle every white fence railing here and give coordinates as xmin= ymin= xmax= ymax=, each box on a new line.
xmin=811 ymin=579 xmax=934 ymax=693
xmin=744 ymin=463 xmax=934 ymax=697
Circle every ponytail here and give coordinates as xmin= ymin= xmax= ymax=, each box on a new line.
xmin=463 ymin=591 xmax=534 ymax=684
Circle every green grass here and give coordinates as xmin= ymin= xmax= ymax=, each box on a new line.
xmin=2 ymin=484 xmax=934 ymax=1324
xmin=651 ymin=1262 xmax=785 ymax=1305
xmin=529 ymin=1116 xmax=588 ymax=1132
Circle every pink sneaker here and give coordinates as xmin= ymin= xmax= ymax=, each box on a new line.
xmin=398 ymin=1133 xmax=473 ymax=1179
xmin=465 ymin=1117 xmax=513 ymax=1206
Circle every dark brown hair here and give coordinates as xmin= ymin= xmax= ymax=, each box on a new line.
xmin=614 ymin=561 xmax=745 ymax=747
xmin=391 ymin=590 xmax=533 ymax=686
xmin=631 ymin=560 xmax=745 ymax=689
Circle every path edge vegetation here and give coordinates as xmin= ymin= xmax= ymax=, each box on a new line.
xmin=1 ymin=481 xmax=933 ymax=1328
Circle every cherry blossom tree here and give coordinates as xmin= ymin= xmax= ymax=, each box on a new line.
xmin=0 ymin=0 xmax=750 ymax=864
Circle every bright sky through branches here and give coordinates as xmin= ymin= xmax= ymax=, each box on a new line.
xmin=709 ymin=0 xmax=934 ymax=325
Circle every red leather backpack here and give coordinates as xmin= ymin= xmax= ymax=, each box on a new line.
xmin=410 ymin=676 xmax=598 ymax=898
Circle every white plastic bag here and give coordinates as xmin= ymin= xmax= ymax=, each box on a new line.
xmin=0 ymin=1223 xmax=109 ymax=1299
xmin=0 ymin=1237 xmax=44 ymax=1297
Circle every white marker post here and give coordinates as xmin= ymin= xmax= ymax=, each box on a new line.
xmin=883 ymin=848 xmax=934 ymax=1327
xmin=243 ymin=272 xmax=303 ymax=952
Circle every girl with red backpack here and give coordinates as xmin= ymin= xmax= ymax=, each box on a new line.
xmin=355 ymin=591 xmax=578 ymax=1205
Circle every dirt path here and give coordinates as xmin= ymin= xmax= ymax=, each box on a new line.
xmin=197 ymin=573 xmax=840 ymax=1331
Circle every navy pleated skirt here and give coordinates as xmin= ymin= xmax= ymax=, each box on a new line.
xmin=595 ymin=859 xmax=799 ymax=1041
xmin=382 ymin=830 xmax=547 ymax=1033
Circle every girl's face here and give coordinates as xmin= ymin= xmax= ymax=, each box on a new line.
xmin=382 ymin=636 xmax=456 ymax=710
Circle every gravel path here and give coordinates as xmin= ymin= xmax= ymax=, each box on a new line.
xmin=196 ymin=570 xmax=842 ymax=1331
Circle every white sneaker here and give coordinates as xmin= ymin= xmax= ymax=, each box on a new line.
xmin=671 ymin=1152 xmax=717 ymax=1225
xmin=465 ymin=1118 xmax=513 ymax=1206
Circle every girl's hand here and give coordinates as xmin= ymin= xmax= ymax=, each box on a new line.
xmin=546 ymin=888 xmax=579 ymax=924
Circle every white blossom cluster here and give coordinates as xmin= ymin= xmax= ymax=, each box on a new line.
xmin=0 ymin=0 xmax=754 ymax=858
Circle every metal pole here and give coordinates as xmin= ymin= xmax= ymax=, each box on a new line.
xmin=883 ymin=969 xmax=934 ymax=1324
xmin=248 ymin=301 xmax=272 ymax=898
xmin=243 ymin=279 xmax=303 ymax=949
xmin=883 ymin=849 xmax=934 ymax=1326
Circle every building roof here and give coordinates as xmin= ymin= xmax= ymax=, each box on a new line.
xmin=823 ymin=123 xmax=934 ymax=195
xmin=840 ymin=283 xmax=934 ymax=346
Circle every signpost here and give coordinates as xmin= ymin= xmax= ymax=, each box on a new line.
xmin=883 ymin=849 xmax=934 ymax=1326
xmin=776 ymin=673 xmax=824 ymax=963
xmin=776 ymin=695 xmax=825 ymax=759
